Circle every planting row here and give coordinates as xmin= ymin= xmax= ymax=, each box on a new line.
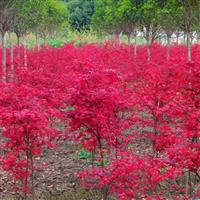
xmin=0 ymin=43 xmax=199 ymax=199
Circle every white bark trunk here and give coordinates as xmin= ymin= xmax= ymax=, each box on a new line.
xmin=9 ymin=32 xmax=14 ymax=81
xmin=23 ymin=34 xmax=27 ymax=68
xmin=147 ymin=39 xmax=151 ymax=62
xmin=166 ymin=36 xmax=171 ymax=60
xmin=36 ymin=32 xmax=40 ymax=51
xmin=1 ymin=32 xmax=6 ymax=82
xmin=17 ymin=35 xmax=20 ymax=59
xmin=134 ymin=34 xmax=137 ymax=61
xmin=186 ymin=32 xmax=191 ymax=61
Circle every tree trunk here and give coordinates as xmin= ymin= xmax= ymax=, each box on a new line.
xmin=127 ymin=34 xmax=131 ymax=59
xmin=23 ymin=34 xmax=27 ymax=68
xmin=186 ymin=31 xmax=191 ymax=61
xmin=191 ymin=32 xmax=194 ymax=44
xmin=36 ymin=31 xmax=40 ymax=51
xmin=183 ymin=34 xmax=186 ymax=44
xmin=197 ymin=32 xmax=200 ymax=43
xmin=134 ymin=32 xmax=137 ymax=61
xmin=8 ymin=32 xmax=14 ymax=81
xmin=102 ymin=187 xmax=109 ymax=200
xmin=17 ymin=35 xmax=20 ymax=59
xmin=176 ymin=33 xmax=179 ymax=45
xmin=1 ymin=32 xmax=6 ymax=82
xmin=166 ymin=36 xmax=171 ymax=60
xmin=43 ymin=35 xmax=47 ymax=47
xmin=147 ymin=38 xmax=151 ymax=62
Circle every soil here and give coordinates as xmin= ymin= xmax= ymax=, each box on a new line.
xmin=0 ymin=141 xmax=101 ymax=200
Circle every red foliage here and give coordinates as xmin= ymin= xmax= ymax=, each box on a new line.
xmin=0 ymin=43 xmax=199 ymax=199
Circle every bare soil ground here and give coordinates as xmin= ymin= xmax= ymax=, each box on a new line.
xmin=0 ymin=141 xmax=102 ymax=200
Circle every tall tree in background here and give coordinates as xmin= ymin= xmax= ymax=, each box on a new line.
xmin=0 ymin=0 xmax=16 ymax=81
xmin=157 ymin=0 xmax=182 ymax=60
xmin=38 ymin=0 xmax=69 ymax=45
xmin=67 ymin=0 xmax=94 ymax=31
xmin=13 ymin=0 xmax=49 ymax=54
xmin=140 ymin=0 xmax=160 ymax=62
xmin=178 ymin=0 xmax=200 ymax=61
xmin=92 ymin=0 xmax=122 ymax=40
xmin=117 ymin=0 xmax=143 ymax=59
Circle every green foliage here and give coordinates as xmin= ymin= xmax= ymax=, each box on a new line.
xmin=0 ymin=0 xmax=16 ymax=34
xmin=66 ymin=0 xmax=94 ymax=31
xmin=13 ymin=0 xmax=49 ymax=36
xmin=177 ymin=0 xmax=200 ymax=32
xmin=140 ymin=0 xmax=159 ymax=26
xmin=39 ymin=0 xmax=69 ymax=39
xmin=78 ymin=149 xmax=109 ymax=166
xmin=47 ymin=39 xmax=64 ymax=47
xmin=92 ymin=0 xmax=120 ymax=34
xmin=157 ymin=0 xmax=182 ymax=34
xmin=78 ymin=149 xmax=93 ymax=160
xmin=116 ymin=0 xmax=143 ymax=34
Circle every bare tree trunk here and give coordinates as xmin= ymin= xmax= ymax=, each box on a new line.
xmin=43 ymin=35 xmax=47 ymax=47
xmin=127 ymin=34 xmax=131 ymax=59
xmin=191 ymin=32 xmax=194 ymax=44
xmin=147 ymin=39 xmax=151 ymax=63
xmin=23 ymin=34 xmax=27 ymax=68
xmin=166 ymin=36 xmax=171 ymax=60
xmin=17 ymin=35 xmax=20 ymax=59
xmin=114 ymin=33 xmax=120 ymax=43
xmin=183 ymin=34 xmax=186 ymax=44
xmin=134 ymin=32 xmax=137 ymax=61
xmin=1 ymin=32 xmax=6 ymax=82
xmin=8 ymin=32 xmax=14 ymax=81
xmin=102 ymin=187 xmax=109 ymax=200
xmin=186 ymin=31 xmax=191 ymax=61
xmin=197 ymin=32 xmax=200 ymax=43
xmin=36 ymin=31 xmax=40 ymax=51
xmin=176 ymin=32 xmax=179 ymax=45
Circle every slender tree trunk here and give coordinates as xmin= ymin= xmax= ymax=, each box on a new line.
xmin=147 ymin=38 xmax=151 ymax=62
xmin=23 ymin=34 xmax=27 ymax=68
xmin=191 ymin=32 xmax=194 ymax=44
xmin=134 ymin=33 xmax=137 ymax=61
xmin=102 ymin=187 xmax=109 ymax=200
xmin=114 ymin=33 xmax=120 ymax=43
xmin=186 ymin=31 xmax=191 ymax=61
xmin=197 ymin=32 xmax=200 ymax=43
xmin=127 ymin=34 xmax=131 ymax=59
xmin=17 ymin=35 xmax=20 ymax=59
xmin=36 ymin=31 xmax=40 ymax=51
xmin=43 ymin=35 xmax=47 ymax=47
xmin=166 ymin=36 xmax=171 ymax=60
xmin=176 ymin=32 xmax=179 ymax=45
xmin=8 ymin=32 xmax=14 ymax=81
xmin=1 ymin=32 xmax=6 ymax=82
xmin=183 ymin=34 xmax=186 ymax=44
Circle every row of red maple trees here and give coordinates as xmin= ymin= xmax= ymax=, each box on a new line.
xmin=0 ymin=42 xmax=199 ymax=199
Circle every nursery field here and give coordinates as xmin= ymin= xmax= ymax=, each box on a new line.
xmin=0 ymin=43 xmax=199 ymax=200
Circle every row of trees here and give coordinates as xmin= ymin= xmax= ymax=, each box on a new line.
xmin=91 ymin=0 xmax=200 ymax=61
xmin=61 ymin=0 xmax=200 ymax=61
xmin=1 ymin=0 xmax=200 ymax=77
xmin=0 ymin=0 xmax=68 ymax=81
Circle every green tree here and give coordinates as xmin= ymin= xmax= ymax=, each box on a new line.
xmin=178 ymin=0 xmax=200 ymax=61
xmin=67 ymin=0 xmax=94 ymax=31
xmin=0 ymin=0 xmax=16 ymax=81
xmin=140 ymin=0 xmax=160 ymax=62
xmin=157 ymin=0 xmax=182 ymax=59
xmin=117 ymin=0 xmax=143 ymax=58
xmin=92 ymin=0 xmax=122 ymax=40
xmin=13 ymin=0 xmax=49 ymax=55
xmin=37 ymin=0 xmax=69 ymax=47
